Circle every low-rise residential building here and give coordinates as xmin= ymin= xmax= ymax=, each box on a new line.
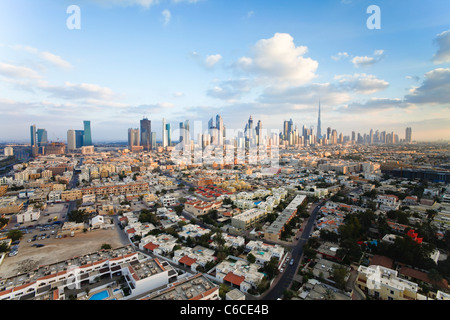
xmin=245 ymin=240 xmax=285 ymax=265
xmin=139 ymin=273 xmax=219 ymax=300
xmin=184 ymin=199 xmax=222 ymax=216
xmin=356 ymin=265 xmax=423 ymax=300
xmin=16 ymin=208 xmax=40 ymax=223
xmin=215 ymin=259 xmax=265 ymax=293
xmin=172 ymin=246 xmax=216 ymax=272
xmin=231 ymin=208 xmax=266 ymax=230
xmin=0 ymin=196 xmax=23 ymax=214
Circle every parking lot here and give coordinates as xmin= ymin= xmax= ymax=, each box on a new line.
xmin=0 ymin=203 xmax=129 ymax=279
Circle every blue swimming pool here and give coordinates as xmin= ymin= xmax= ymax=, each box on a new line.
xmin=89 ymin=290 xmax=110 ymax=300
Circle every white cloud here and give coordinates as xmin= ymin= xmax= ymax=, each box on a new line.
xmin=405 ymin=68 xmax=450 ymax=105
xmin=95 ymin=0 xmax=160 ymax=9
xmin=206 ymin=79 xmax=252 ymax=101
xmin=342 ymin=98 xmax=406 ymax=113
xmin=205 ymin=54 xmax=222 ymax=68
xmin=39 ymin=81 xmax=117 ymax=101
xmin=0 ymin=63 xmax=41 ymax=79
xmin=235 ymin=33 xmax=319 ymax=87
xmin=352 ymin=50 xmax=385 ymax=68
xmin=334 ymin=73 xmax=389 ymax=94
xmin=162 ymin=9 xmax=171 ymax=25
xmin=191 ymin=52 xmax=222 ymax=69
xmin=258 ymin=82 xmax=352 ymax=107
xmin=432 ymin=30 xmax=450 ymax=64
xmin=331 ymin=52 xmax=349 ymax=61
xmin=8 ymin=45 xmax=72 ymax=70
xmin=94 ymin=0 xmax=203 ymax=9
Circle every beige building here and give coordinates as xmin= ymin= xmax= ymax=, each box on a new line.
xmin=231 ymin=208 xmax=266 ymax=230
xmin=0 ymin=197 xmax=23 ymax=214
xmin=356 ymin=265 xmax=422 ymax=300
xmin=81 ymin=182 xmax=149 ymax=197
xmin=61 ymin=190 xmax=82 ymax=201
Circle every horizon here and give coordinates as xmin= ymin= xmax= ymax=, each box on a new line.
xmin=0 ymin=0 xmax=450 ymax=143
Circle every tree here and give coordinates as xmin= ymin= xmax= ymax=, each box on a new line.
xmin=101 ymin=243 xmax=112 ymax=250
xmin=331 ymin=265 xmax=349 ymax=290
xmin=247 ymin=253 xmax=256 ymax=264
xmin=7 ymin=230 xmax=23 ymax=241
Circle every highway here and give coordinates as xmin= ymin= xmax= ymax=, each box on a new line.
xmin=260 ymin=201 xmax=322 ymax=300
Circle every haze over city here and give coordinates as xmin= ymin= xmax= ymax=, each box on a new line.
xmin=0 ymin=0 xmax=449 ymax=143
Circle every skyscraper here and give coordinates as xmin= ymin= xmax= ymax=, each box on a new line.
xmin=30 ymin=125 xmax=36 ymax=147
xmin=216 ymin=114 xmax=224 ymax=145
xmin=37 ymin=128 xmax=48 ymax=147
xmin=162 ymin=118 xmax=168 ymax=148
xmin=405 ymin=127 xmax=412 ymax=143
xmin=317 ymin=101 xmax=322 ymax=140
xmin=140 ymin=117 xmax=151 ymax=151
xmin=75 ymin=130 xmax=84 ymax=148
xmin=166 ymin=123 xmax=171 ymax=147
xmin=83 ymin=120 xmax=92 ymax=146
xmin=67 ymin=130 xmax=76 ymax=151
xmin=128 ymin=128 xmax=140 ymax=148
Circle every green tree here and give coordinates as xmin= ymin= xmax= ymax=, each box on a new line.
xmin=7 ymin=229 xmax=23 ymax=241
xmin=247 ymin=253 xmax=256 ymax=264
xmin=331 ymin=265 xmax=349 ymax=290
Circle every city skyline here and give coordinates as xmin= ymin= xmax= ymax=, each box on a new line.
xmin=0 ymin=1 xmax=450 ymax=142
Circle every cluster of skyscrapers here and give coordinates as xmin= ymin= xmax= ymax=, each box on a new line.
xmin=279 ymin=103 xmax=413 ymax=147
xmin=29 ymin=120 xmax=92 ymax=156
xmin=129 ymin=102 xmax=413 ymax=153
xmin=128 ymin=117 xmax=157 ymax=152
xmin=67 ymin=121 xmax=93 ymax=151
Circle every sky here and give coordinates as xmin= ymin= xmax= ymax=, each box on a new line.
xmin=0 ymin=0 xmax=449 ymax=143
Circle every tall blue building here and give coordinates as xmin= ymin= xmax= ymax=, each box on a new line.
xmin=83 ymin=120 xmax=92 ymax=146
xmin=75 ymin=130 xmax=84 ymax=148
xmin=37 ymin=128 xmax=48 ymax=147
xmin=30 ymin=125 xmax=36 ymax=147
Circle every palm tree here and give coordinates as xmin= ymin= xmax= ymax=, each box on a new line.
xmin=324 ymin=288 xmax=336 ymax=300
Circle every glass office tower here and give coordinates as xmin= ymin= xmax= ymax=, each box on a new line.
xmin=83 ymin=120 xmax=92 ymax=146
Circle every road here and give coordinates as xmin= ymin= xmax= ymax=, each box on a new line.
xmin=260 ymin=201 xmax=323 ymax=300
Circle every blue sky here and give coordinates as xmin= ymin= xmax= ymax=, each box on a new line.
xmin=0 ymin=0 xmax=449 ymax=143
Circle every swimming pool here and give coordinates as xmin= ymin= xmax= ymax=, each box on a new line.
xmin=89 ymin=290 xmax=110 ymax=300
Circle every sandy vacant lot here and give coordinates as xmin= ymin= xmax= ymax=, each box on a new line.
xmin=0 ymin=227 xmax=129 ymax=279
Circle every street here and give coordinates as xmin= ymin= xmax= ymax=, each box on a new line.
xmin=260 ymin=201 xmax=322 ymax=300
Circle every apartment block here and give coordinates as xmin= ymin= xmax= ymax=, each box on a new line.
xmin=231 ymin=208 xmax=267 ymax=230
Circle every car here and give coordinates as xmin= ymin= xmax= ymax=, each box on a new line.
xmin=35 ymin=244 xmax=45 ymax=248
xmin=11 ymin=240 xmax=20 ymax=245
xmin=8 ymin=251 xmax=18 ymax=257
xmin=290 ymin=259 xmax=294 ymax=265
xmin=27 ymin=239 xmax=32 ymax=243
xmin=280 ymin=268 xmax=284 ymax=273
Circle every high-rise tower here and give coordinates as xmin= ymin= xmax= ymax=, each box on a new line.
xmin=83 ymin=120 xmax=92 ymax=146
xmin=140 ymin=117 xmax=151 ymax=151
xmin=317 ymin=101 xmax=322 ymax=140
xmin=405 ymin=127 xmax=412 ymax=143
